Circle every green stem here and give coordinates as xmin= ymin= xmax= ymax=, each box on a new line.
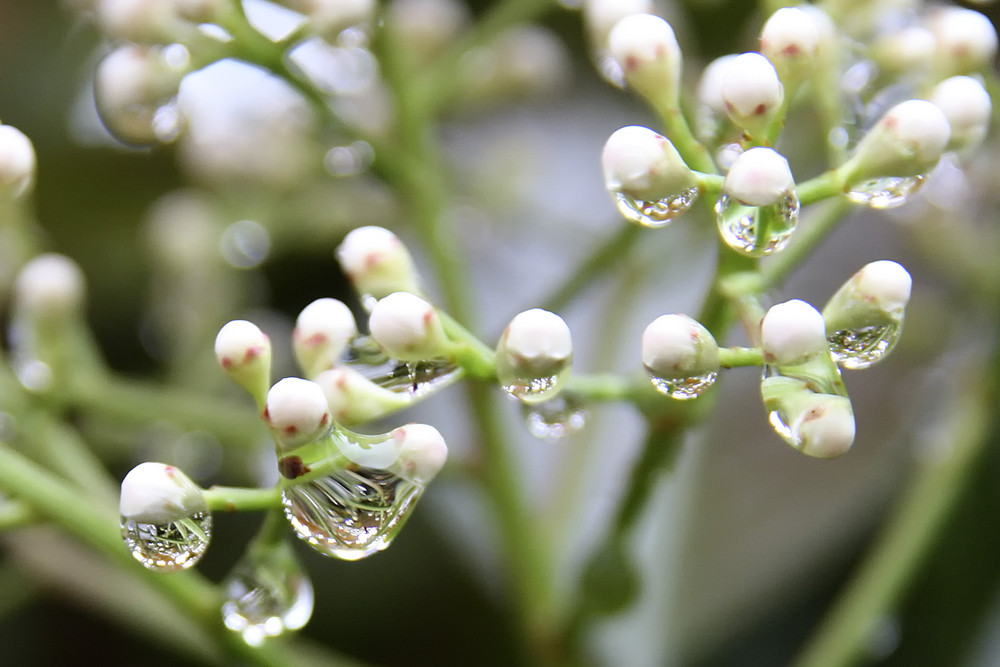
xmin=660 ymin=105 xmax=719 ymax=175
xmin=792 ymin=356 xmax=997 ymax=667
xmin=205 ymin=485 xmax=283 ymax=513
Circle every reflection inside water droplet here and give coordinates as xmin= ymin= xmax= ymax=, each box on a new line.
xmin=613 ymin=187 xmax=699 ymax=228
xmin=222 ymin=540 xmax=314 ymax=646
xmin=282 ymin=467 xmax=423 ymax=560
xmin=828 ymin=322 xmax=901 ymax=369
xmin=523 ymin=394 xmax=587 ymax=440
xmin=121 ymin=511 xmax=212 ymax=571
xmin=845 ymin=176 xmax=925 ymax=209
xmin=646 ymin=370 xmax=718 ymax=400
xmin=715 ymin=191 xmax=799 ymax=257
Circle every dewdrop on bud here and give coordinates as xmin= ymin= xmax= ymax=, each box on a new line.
xmin=368 ymin=292 xmax=452 ymax=362
xmin=14 ymin=254 xmax=86 ymax=320
xmin=720 ymin=52 xmax=784 ymax=138
xmin=264 ymin=378 xmax=332 ymax=453
xmin=926 ymin=7 xmax=998 ymax=76
xmin=762 ymin=386 xmax=855 ymax=458
xmin=215 ymin=320 xmax=272 ymax=407
xmin=496 ymin=308 xmax=572 ymax=405
xmin=390 ymin=423 xmax=448 ymax=485
xmin=608 ymin=14 xmax=682 ymax=110
xmin=641 ymin=314 xmax=719 ymax=400
xmin=759 ymin=6 xmax=821 ymax=84
xmin=293 ymin=298 xmax=358 ymax=378
xmin=336 ymin=226 xmax=423 ymax=308
xmin=282 ymin=420 xmax=448 ymax=560
xmin=0 ymin=125 xmax=36 ymax=199
xmin=842 ymin=99 xmax=951 ymax=209
xmin=824 ymin=260 xmax=912 ymax=369
xmin=601 ymin=125 xmax=699 ymax=228
xmin=716 ymin=147 xmax=799 ymax=257
xmin=760 ymin=299 xmax=827 ymax=367
xmin=120 ymin=462 xmax=212 ymax=571
xmin=314 ymin=366 xmax=410 ymax=425
xmin=930 ymin=76 xmax=992 ymax=153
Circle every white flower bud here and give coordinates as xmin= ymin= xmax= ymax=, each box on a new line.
xmin=501 ymin=308 xmax=572 ymax=366
xmin=583 ymin=0 xmax=654 ymax=49
xmin=264 ymin=377 xmax=333 ymax=451
xmin=0 ymin=125 xmax=36 ymax=199
xmin=697 ymin=54 xmax=737 ymax=115
xmin=926 ymin=7 xmax=999 ymax=75
xmin=790 ymin=394 xmax=855 ymax=459
xmin=96 ymin=0 xmax=181 ymax=43
xmin=843 ymin=99 xmax=951 ymax=184
xmin=119 ymin=462 xmax=206 ymax=524
xmin=872 ymin=26 xmax=936 ymax=74
xmin=641 ymin=314 xmax=719 ymax=380
xmin=721 ymin=52 xmax=784 ymax=136
xmin=215 ymin=319 xmax=272 ymax=404
xmin=930 ymin=76 xmax=992 ymax=152
xmin=761 ymin=299 xmax=828 ymax=366
xmin=14 ymin=254 xmax=86 ymax=319
xmin=823 ymin=260 xmax=912 ymax=332
xmin=368 ymin=292 xmax=452 ymax=362
xmin=722 ymin=147 xmax=795 ymax=207
xmin=601 ymin=125 xmax=695 ymax=201
xmin=314 ymin=366 xmax=410 ymax=425
xmin=386 ymin=0 xmax=469 ymax=62
xmin=760 ymin=7 xmax=822 ymax=79
xmin=390 ymin=423 xmax=448 ymax=484
xmin=293 ymin=298 xmax=358 ymax=378
xmin=286 ymin=0 xmax=375 ymax=39
xmin=335 ymin=226 xmax=423 ymax=304
xmin=608 ymin=14 xmax=682 ymax=109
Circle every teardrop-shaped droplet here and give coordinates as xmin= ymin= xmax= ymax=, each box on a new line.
xmin=343 ymin=336 xmax=460 ymax=398
xmin=614 ymin=187 xmax=700 ymax=229
xmin=845 ymin=176 xmax=925 ymax=209
xmin=221 ymin=541 xmax=314 ymax=647
xmin=828 ymin=322 xmax=902 ymax=370
xmin=282 ymin=467 xmax=423 ymax=560
xmin=646 ymin=369 xmax=718 ymax=400
xmin=523 ymin=394 xmax=588 ymax=440
xmin=497 ymin=361 xmax=571 ymax=405
xmin=715 ymin=191 xmax=800 ymax=257
xmin=121 ymin=511 xmax=212 ymax=571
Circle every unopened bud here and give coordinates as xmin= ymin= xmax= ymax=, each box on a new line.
xmin=119 ymin=461 xmax=206 ymax=524
xmin=390 ymin=423 xmax=448 ymax=484
xmin=335 ymin=226 xmax=423 ymax=306
xmin=601 ymin=125 xmax=696 ymax=202
xmin=641 ymin=314 xmax=719 ymax=380
xmin=583 ymin=0 xmax=654 ymax=49
xmin=760 ymin=6 xmax=822 ymax=84
xmin=926 ymin=6 xmax=998 ymax=75
xmin=842 ymin=99 xmax=951 ymax=185
xmin=264 ymin=377 xmax=333 ymax=452
xmin=722 ymin=147 xmax=795 ymax=207
xmin=14 ymin=254 xmax=86 ymax=320
xmin=285 ymin=0 xmax=376 ymax=40
xmin=496 ymin=308 xmax=573 ymax=403
xmin=215 ymin=320 xmax=272 ymax=406
xmin=368 ymin=292 xmax=452 ymax=362
xmin=930 ymin=76 xmax=992 ymax=152
xmin=721 ymin=52 xmax=784 ymax=137
xmin=293 ymin=298 xmax=358 ymax=378
xmin=760 ymin=299 xmax=827 ymax=366
xmin=823 ymin=260 xmax=912 ymax=333
xmin=608 ymin=13 xmax=682 ymax=109
xmin=0 ymin=125 xmax=36 ymax=199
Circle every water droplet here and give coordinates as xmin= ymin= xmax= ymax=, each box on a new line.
xmin=845 ymin=176 xmax=926 ymax=209
xmin=220 ymin=219 xmax=271 ymax=269
xmin=497 ymin=361 xmax=570 ymax=405
xmin=121 ymin=511 xmax=212 ymax=571
xmin=646 ymin=370 xmax=718 ymax=400
xmin=828 ymin=323 xmax=902 ymax=369
xmin=222 ymin=540 xmax=314 ymax=646
xmin=715 ymin=191 xmax=800 ymax=256
xmin=98 ymin=96 xmax=184 ymax=147
xmin=282 ymin=467 xmax=423 ymax=560
xmin=13 ymin=358 xmax=53 ymax=393
xmin=342 ymin=336 xmax=460 ymax=398
xmin=523 ymin=395 xmax=588 ymax=440
xmin=613 ymin=186 xmax=699 ymax=229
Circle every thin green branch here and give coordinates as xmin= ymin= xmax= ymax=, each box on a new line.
xmin=204 ymin=485 xmax=282 ymax=513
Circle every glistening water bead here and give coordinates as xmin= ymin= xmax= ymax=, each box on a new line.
xmin=613 ymin=186 xmax=700 ymax=228
xmin=523 ymin=395 xmax=588 ymax=440
xmin=715 ymin=191 xmax=800 ymax=257
xmin=646 ymin=370 xmax=718 ymax=400
xmin=845 ymin=175 xmax=926 ymax=209
xmin=121 ymin=511 xmax=213 ymax=571
xmin=282 ymin=467 xmax=424 ymax=560
xmin=828 ymin=322 xmax=902 ymax=369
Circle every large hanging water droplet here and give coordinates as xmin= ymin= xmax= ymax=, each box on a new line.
xmin=845 ymin=176 xmax=925 ymax=209
xmin=828 ymin=322 xmax=902 ymax=370
xmin=523 ymin=394 xmax=588 ymax=440
xmin=613 ymin=186 xmax=700 ymax=229
xmin=497 ymin=361 xmax=570 ymax=405
xmin=222 ymin=540 xmax=314 ymax=647
xmin=121 ymin=511 xmax=212 ymax=571
xmin=339 ymin=335 xmax=461 ymax=399
xmin=715 ymin=191 xmax=800 ymax=256
xmin=282 ymin=467 xmax=423 ymax=560
xmin=646 ymin=369 xmax=718 ymax=400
